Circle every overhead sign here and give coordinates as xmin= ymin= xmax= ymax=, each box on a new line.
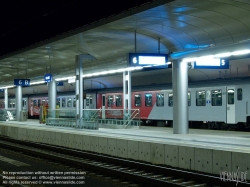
xmin=56 ymin=82 xmax=64 ymax=86
xmin=0 ymin=89 xmax=4 ymax=92
xmin=44 ymin=74 xmax=52 ymax=83
xmin=128 ymin=53 xmax=169 ymax=68
xmin=14 ymin=79 xmax=30 ymax=86
xmin=193 ymin=58 xmax=229 ymax=69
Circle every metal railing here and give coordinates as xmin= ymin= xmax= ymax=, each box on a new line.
xmin=46 ymin=108 xmax=141 ymax=129
xmin=0 ymin=109 xmax=16 ymax=121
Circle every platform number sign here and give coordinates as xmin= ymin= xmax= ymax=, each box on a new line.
xmin=44 ymin=74 xmax=52 ymax=83
xmin=14 ymin=79 xmax=30 ymax=86
xmin=0 ymin=89 xmax=4 ymax=92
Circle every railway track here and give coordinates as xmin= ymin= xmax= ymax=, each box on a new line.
xmin=0 ymin=135 xmax=249 ymax=187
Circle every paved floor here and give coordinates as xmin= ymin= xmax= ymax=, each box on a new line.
xmin=1 ymin=119 xmax=250 ymax=153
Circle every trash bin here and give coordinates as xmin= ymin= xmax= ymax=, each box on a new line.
xmin=20 ymin=111 xmax=27 ymax=121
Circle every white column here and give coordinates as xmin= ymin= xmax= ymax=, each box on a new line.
xmin=75 ymin=55 xmax=84 ymax=128
xmin=123 ymin=72 xmax=126 ymax=110
xmin=127 ymin=71 xmax=131 ymax=115
xmin=79 ymin=55 xmax=84 ymax=128
xmin=172 ymin=60 xmax=188 ymax=134
xmin=75 ymin=56 xmax=80 ymax=128
xmin=15 ymin=86 xmax=22 ymax=121
xmin=4 ymin=88 xmax=8 ymax=109
xmin=123 ymin=71 xmax=132 ymax=119
xmin=48 ymin=78 xmax=57 ymax=118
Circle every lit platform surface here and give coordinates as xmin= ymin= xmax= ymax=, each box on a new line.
xmin=0 ymin=119 xmax=250 ymax=179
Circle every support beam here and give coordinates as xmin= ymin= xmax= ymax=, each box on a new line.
xmin=172 ymin=60 xmax=188 ymax=134
xmin=75 ymin=56 xmax=80 ymax=128
xmin=123 ymin=71 xmax=132 ymax=118
xmin=48 ymin=78 xmax=57 ymax=118
xmin=75 ymin=55 xmax=84 ymax=128
xmin=15 ymin=86 xmax=22 ymax=121
xmin=79 ymin=55 xmax=84 ymax=128
xmin=4 ymin=88 xmax=8 ymax=109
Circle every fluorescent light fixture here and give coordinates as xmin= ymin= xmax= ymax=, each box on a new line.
xmin=183 ymin=49 xmax=250 ymax=63
xmin=214 ymin=52 xmax=231 ymax=58
xmin=0 ymin=66 xmax=144 ymax=89
xmin=55 ymin=76 xmax=76 ymax=81
xmin=231 ymin=49 xmax=250 ymax=55
xmin=30 ymin=81 xmax=45 ymax=85
xmin=68 ymin=78 xmax=75 ymax=83
xmin=0 ymin=85 xmax=15 ymax=89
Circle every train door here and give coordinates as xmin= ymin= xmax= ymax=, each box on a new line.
xmin=227 ymin=87 xmax=236 ymax=124
xmin=23 ymin=98 xmax=27 ymax=111
xmin=102 ymin=94 xmax=105 ymax=119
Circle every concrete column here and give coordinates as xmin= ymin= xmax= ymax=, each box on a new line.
xmin=75 ymin=55 xmax=84 ymax=128
xmin=48 ymin=78 xmax=57 ymax=118
xmin=123 ymin=71 xmax=132 ymax=118
xmin=4 ymin=88 xmax=8 ymax=109
xmin=172 ymin=60 xmax=188 ymax=134
xmin=75 ymin=56 xmax=80 ymax=127
xmin=79 ymin=55 xmax=84 ymax=128
xmin=127 ymin=71 xmax=131 ymax=115
xmin=123 ymin=72 xmax=126 ymax=110
xmin=15 ymin=86 xmax=22 ymax=121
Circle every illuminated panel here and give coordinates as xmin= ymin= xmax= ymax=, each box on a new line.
xmin=128 ymin=53 xmax=168 ymax=68
xmin=44 ymin=74 xmax=52 ymax=83
xmin=194 ymin=58 xmax=229 ymax=69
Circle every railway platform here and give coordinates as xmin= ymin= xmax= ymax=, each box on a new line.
xmin=0 ymin=119 xmax=249 ymax=181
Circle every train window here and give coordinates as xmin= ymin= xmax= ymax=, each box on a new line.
xmin=168 ymin=93 xmax=173 ymax=107
xmin=67 ymin=97 xmax=72 ymax=107
xmin=73 ymin=97 xmax=76 ymax=107
xmin=211 ymin=90 xmax=222 ymax=106
xmin=156 ymin=93 xmax=164 ymax=107
xmin=134 ymin=94 xmax=141 ymax=107
xmin=145 ymin=93 xmax=152 ymax=107
xmin=107 ymin=95 xmax=113 ymax=107
xmin=196 ymin=90 xmax=206 ymax=106
xmin=56 ymin=98 xmax=60 ymax=107
xmin=90 ymin=96 xmax=92 ymax=104
xmin=188 ymin=91 xmax=191 ymax=106
xmin=8 ymin=99 xmax=15 ymax=108
xmin=62 ymin=97 xmax=66 ymax=107
xmin=38 ymin=99 xmax=41 ymax=107
xmin=33 ymin=100 xmax=37 ymax=107
xmin=116 ymin=95 xmax=122 ymax=107
xmin=23 ymin=99 xmax=26 ymax=107
xmin=228 ymin=89 xmax=234 ymax=105
xmin=86 ymin=96 xmax=89 ymax=106
xmin=42 ymin=99 xmax=45 ymax=106
xmin=237 ymin=88 xmax=242 ymax=100
xmin=12 ymin=100 xmax=15 ymax=108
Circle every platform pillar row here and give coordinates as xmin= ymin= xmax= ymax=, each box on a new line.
xmin=172 ymin=60 xmax=189 ymax=134
xmin=123 ymin=71 xmax=131 ymax=119
xmin=15 ymin=86 xmax=22 ymax=121
xmin=75 ymin=55 xmax=84 ymax=128
xmin=4 ymin=88 xmax=8 ymax=109
xmin=48 ymin=78 xmax=57 ymax=118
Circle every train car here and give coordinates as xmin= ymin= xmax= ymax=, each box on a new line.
xmin=0 ymin=97 xmax=28 ymax=111
xmin=96 ymin=77 xmax=250 ymax=131
xmin=28 ymin=92 xmax=97 ymax=119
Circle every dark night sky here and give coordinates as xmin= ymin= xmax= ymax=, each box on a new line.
xmin=0 ymin=0 xmax=153 ymax=58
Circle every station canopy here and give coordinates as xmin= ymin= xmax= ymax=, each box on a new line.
xmin=0 ymin=0 xmax=250 ymax=94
